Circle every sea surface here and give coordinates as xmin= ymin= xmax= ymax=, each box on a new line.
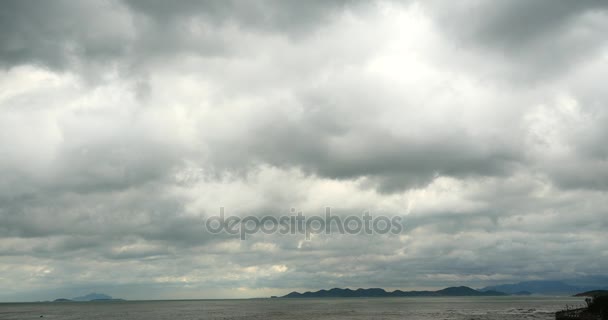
xmin=0 ymin=296 xmax=586 ymax=320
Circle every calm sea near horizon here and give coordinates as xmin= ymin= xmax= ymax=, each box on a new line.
xmin=0 ymin=296 xmax=585 ymax=320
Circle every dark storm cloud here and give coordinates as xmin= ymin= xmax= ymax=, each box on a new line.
xmin=0 ymin=1 xmax=131 ymax=69
xmin=211 ymin=114 xmax=519 ymax=191
xmin=123 ymin=0 xmax=357 ymax=33
xmin=434 ymin=0 xmax=606 ymax=46
xmin=425 ymin=0 xmax=608 ymax=80
xmin=0 ymin=184 xmax=219 ymax=248
xmin=0 ymin=0 xmax=361 ymax=70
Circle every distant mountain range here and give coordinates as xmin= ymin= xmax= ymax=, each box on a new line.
xmin=282 ymin=286 xmax=508 ymax=298
xmin=480 ymin=280 xmax=608 ymax=296
xmin=282 ymin=278 xmax=608 ymax=298
xmin=53 ymin=293 xmax=124 ymax=302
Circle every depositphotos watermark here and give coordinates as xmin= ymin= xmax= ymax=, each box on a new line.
xmin=204 ymin=208 xmax=404 ymax=240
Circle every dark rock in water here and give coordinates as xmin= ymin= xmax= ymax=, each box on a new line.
xmin=53 ymin=299 xmax=72 ymax=302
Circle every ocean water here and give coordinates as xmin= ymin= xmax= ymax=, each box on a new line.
xmin=0 ymin=296 xmax=585 ymax=320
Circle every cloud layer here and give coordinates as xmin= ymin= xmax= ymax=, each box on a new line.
xmin=1 ymin=0 xmax=608 ymax=301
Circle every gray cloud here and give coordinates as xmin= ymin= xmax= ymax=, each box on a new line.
xmin=0 ymin=0 xmax=363 ymax=73
xmin=1 ymin=0 xmax=607 ymax=301
xmin=424 ymin=0 xmax=608 ymax=81
xmin=0 ymin=1 xmax=133 ymax=69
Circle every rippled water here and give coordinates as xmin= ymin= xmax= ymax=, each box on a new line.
xmin=0 ymin=296 xmax=585 ymax=320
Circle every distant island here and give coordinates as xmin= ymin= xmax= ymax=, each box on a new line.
xmin=481 ymin=280 xmax=608 ymax=296
xmin=280 ymin=279 xmax=608 ymax=299
xmin=574 ymin=290 xmax=608 ymax=298
xmin=282 ymin=286 xmax=508 ymax=298
xmin=53 ymin=293 xmax=124 ymax=302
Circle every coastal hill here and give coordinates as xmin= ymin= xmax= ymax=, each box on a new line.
xmin=282 ymin=286 xmax=508 ymax=298
xmin=481 ymin=280 xmax=608 ymax=295
xmin=574 ymin=290 xmax=608 ymax=297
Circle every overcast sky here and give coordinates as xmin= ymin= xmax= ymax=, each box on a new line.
xmin=1 ymin=0 xmax=608 ymax=301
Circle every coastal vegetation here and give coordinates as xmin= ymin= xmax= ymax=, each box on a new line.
xmin=556 ymin=291 xmax=608 ymax=320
